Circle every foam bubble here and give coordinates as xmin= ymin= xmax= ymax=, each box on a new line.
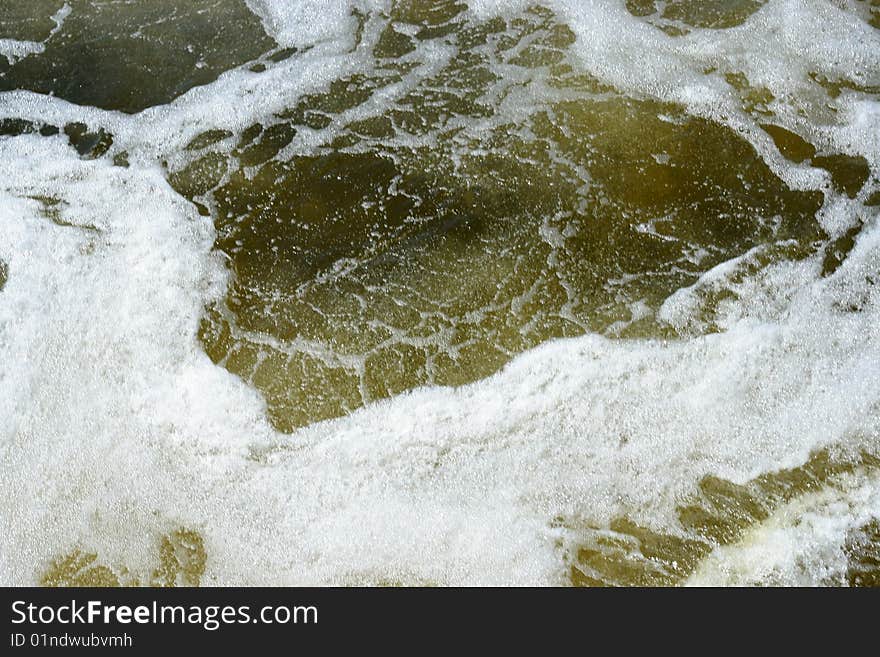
xmin=244 ymin=0 xmax=364 ymax=48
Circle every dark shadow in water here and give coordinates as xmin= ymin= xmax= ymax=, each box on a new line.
xmin=0 ymin=0 xmax=275 ymax=113
xmin=0 ymin=0 xmax=65 ymax=41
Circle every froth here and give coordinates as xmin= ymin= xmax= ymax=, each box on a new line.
xmin=244 ymin=0 xmax=364 ymax=48
xmin=688 ymin=470 xmax=880 ymax=586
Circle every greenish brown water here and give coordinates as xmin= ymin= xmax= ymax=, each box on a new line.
xmin=41 ymin=529 xmax=207 ymax=587
xmin=0 ymin=0 xmax=63 ymax=41
xmin=0 ymin=0 xmax=274 ymax=113
xmin=171 ymin=5 xmax=825 ymax=431
xmin=625 ymin=0 xmax=766 ymax=34
xmin=845 ymin=518 xmax=880 ymax=586
xmin=567 ymin=449 xmax=880 ymax=586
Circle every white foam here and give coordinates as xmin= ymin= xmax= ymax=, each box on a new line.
xmin=244 ymin=0 xmax=366 ymax=48
xmin=0 ymin=39 xmax=44 ymax=64
xmin=0 ymin=3 xmax=70 ymax=64
xmin=476 ymin=0 xmax=880 ymax=187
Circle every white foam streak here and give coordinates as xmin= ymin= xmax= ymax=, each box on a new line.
xmin=244 ymin=0 xmax=365 ymax=48
xmin=0 ymin=39 xmax=44 ymax=64
xmin=0 ymin=3 xmax=70 ymax=65
xmin=494 ymin=0 xmax=880 ymax=186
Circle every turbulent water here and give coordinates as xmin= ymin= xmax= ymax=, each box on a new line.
xmin=0 ymin=0 xmax=878 ymax=586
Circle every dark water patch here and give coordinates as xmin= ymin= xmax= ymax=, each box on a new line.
xmin=626 ymin=0 xmax=766 ymax=35
xmin=760 ymin=123 xmax=816 ymax=164
xmin=190 ymin=98 xmax=822 ymax=431
xmin=0 ymin=0 xmax=64 ymax=42
xmin=186 ymin=129 xmax=234 ymax=152
xmin=197 ymin=103 xmax=820 ymax=431
xmin=812 ymin=154 xmax=871 ymax=199
xmin=0 ymin=0 xmax=275 ymax=113
xmin=375 ymin=24 xmax=418 ymax=59
xmin=268 ymin=47 xmax=299 ymax=63
xmin=822 ymin=219 xmax=865 ymax=277
xmin=64 ymin=122 xmax=113 ymax=159
xmin=759 ymin=123 xmax=871 ymax=199
xmin=169 ymin=152 xmax=229 ymax=198
xmin=0 ymin=117 xmax=37 ymax=137
xmin=759 ymin=124 xmax=871 ymax=199
xmin=0 ymin=118 xmax=61 ymax=139
xmin=237 ymin=123 xmax=297 ymax=167
xmin=0 ymin=116 xmax=119 ymax=162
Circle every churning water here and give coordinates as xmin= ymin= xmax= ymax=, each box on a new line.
xmin=1 ymin=0 xmax=879 ymax=585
